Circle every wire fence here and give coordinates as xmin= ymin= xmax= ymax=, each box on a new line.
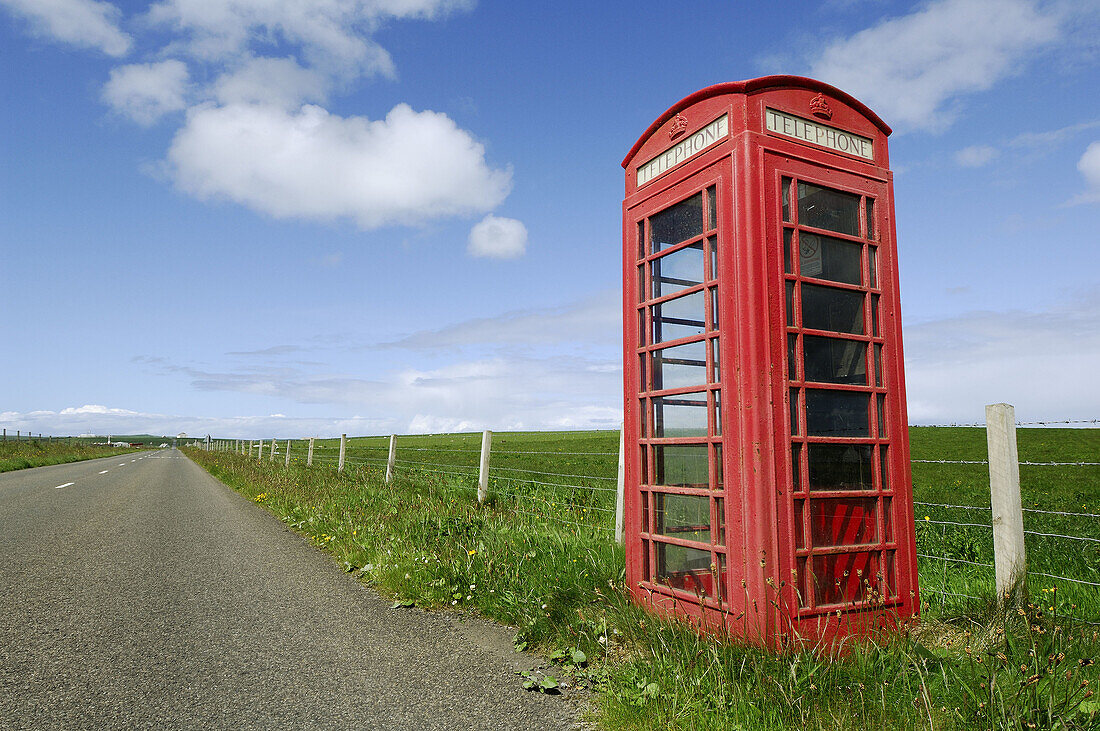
xmin=199 ymin=416 xmax=1098 ymax=622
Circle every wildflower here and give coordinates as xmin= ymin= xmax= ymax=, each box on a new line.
xmin=924 ymin=516 xmax=930 ymax=521
xmin=468 ymin=549 xmax=476 ymax=556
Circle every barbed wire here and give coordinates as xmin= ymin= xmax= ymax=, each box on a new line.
xmin=917 ymin=553 xmax=994 ymax=569
xmin=1027 ymin=571 xmax=1100 ymax=589
xmin=1024 ymin=529 xmax=1100 ymax=544
xmin=488 ymin=463 xmax=617 ymax=481
xmin=918 ymin=518 xmax=993 ymax=530
xmin=491 ymin=475 xmax=618 ymax=493
xmin=921 ymin=586 xmax=984 ymax=602
xmin=1022 ymin=507 xmax=1100 ymax=519
xmin=914 ymin=501 xmax=989 ymax=511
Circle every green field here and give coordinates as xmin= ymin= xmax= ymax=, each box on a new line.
xmin=192 ymin=426 xmax=1100 ymax=729
xmin=0 ymin=439 xmax=140 ymax=473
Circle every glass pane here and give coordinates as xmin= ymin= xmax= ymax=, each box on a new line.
xmin=785 ymin=281 xmax=795 ymax=327
xmin=638 ymin=353 xmax=647 ymax=391
xmin=651 ymin=193 xmax=703 ymax=252
xmin=712 ymin=390 xmax=722 ymax=436
xmin=874 ymin=344 xmax=883 ymax=387
xmin=790 ymin=388 xmax=800 ymax=435
xmin=639 ymin=445 xmax=649 ymax=484
xmin=791 ymin=444 xmax=802 ymax=491
xmin=879 ymin=446 xmax=889 ymax=491
xmin=637 ymin=263 xmax=646 ymax=304
xmin=799 ymin=232 xmax=862 ymax=285
xmin=651 ymin=291 xmax=705 ymax=343
xmin=787 ymin=333 xmax=798 ymax=380
xmin=651 ymin=243 xmax=704 ymax=298
xmin=808 ymin=444 xmax=873 ymax=490
xmin=869 ymin=246 xmax=877 ymax=289
xmin=652 ymin=393 xmax=708 ymax=438
xmin=641 ymin=491 xmax=649 ymax=532
xmin=707 ymin=186 xmax=717 ymax=231
xmin=652 ymin=340 xmax=706 ymax=390
xmin=871 ymin=294 xmax=880 ymax=337
xmin=710 ymin=288 xmax=719 ymax=330
xmin=709 ymin=236 xmax=718 ymax=281
xmin=715 ymin=498 xmax=725 ymax=546
xmin=877 ymin=394 xmax=886 ymax=437
xmin=884 ymin=550 xmax=897 ymax=598
xmin=654 ymin=445 xmax=708 ymax=487
xmin=782 ymin=177 xmax=792 ymax=222
xmin=638 ymin=308 xmax=645 ymax=346
xmin=654 ymin=493 xmax=711 ymax=543
xmin=866 ymin=198 xmax=875 ymax=240
xmin=883 ymin=497 xmax=893 ymax=544
xmin=713 ymin=444 xmax=723 ymax=489
xmin=805 ymin=389 xmax=869 ymax=437
xmin=811 ymin=551 xmax=879 ymax=606
xmin=784 ymin=229 xmax=794 ymax=274
xmin=656 ymin=543 xmax=716 ymax=598
xmin=811 ymin=497 xmax=878 ymax=547
xmin=711 ymin=338 xmax=720 ymax=383
xmin=638 ymin=220 xmax=645 ymax=258
xmin=803 ymin=335 xmax=867 ymax=385
xmin=797 ymin=182 xmax=860 ymax=236
xmin=794 ymin=500 xmax=805 ymax=549
xmin=802 ymin=283 xmax=864 ymax=335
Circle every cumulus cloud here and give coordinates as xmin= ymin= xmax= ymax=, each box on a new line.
xmin=954 ymin=144 xmax=999 ymax=168
xmin=1068 ymin=141 xmax=1100 ymax=205
xmin=102 ymin=60 xmax=190 ymax=125
xmin=212 ymin=56 xmax=330 ymax=108
xmin=809 ymin=0 xmax=1060 ymax=131
xmin=0 ymin=0 xmax=131 ymax=56
xmin=145 ymin=0 xmax=472 ymax=76
xmin=467 ymin=215 xmax=528 ymax=259
xmin=166 ymin=102 xmax=512 ymax=228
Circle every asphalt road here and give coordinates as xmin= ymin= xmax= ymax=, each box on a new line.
xmin=0 ymin=450 xmax=585 ymax=730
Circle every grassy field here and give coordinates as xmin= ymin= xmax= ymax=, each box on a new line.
xmin=0 ymin=439 xmax=140 ymax=473
xmin=190 ymin=426 xmax=1100 ymax=730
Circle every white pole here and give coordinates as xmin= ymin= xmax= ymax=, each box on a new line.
xmin=269 ymin=438 xmax=277 ymax=463
xmin=307 ymin=437 xmax=315 ymax=467
xmin=285 ymin=439 xmax=291 ymax=467
xmin=258 ymin=439 xmax=264 ymax=461
xmin=987 ymin=403 xmax=1027 ymax=608
xmin=477 ymin=430 xmax=492 ymax=504
xmin=386 ymin=434 xmax=397 ymax=483
xmin=338 ymin=434 xmax=347 ymax=473
xmin=615 ymin=423 xmax=626 ymax=544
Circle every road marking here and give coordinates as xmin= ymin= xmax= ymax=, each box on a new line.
xmin=99 ymin=470 xmax=109 ymax=474
xmin=119 ymin=463 xmax=126 ymax=466
xmin=54 ymin=482 xmax=75 ymax=489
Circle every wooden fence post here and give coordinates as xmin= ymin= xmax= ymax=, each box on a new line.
xmin=2 ymin=429 xmax=5 ymax=441
xmin=386 ymin=434 xmax=397 ymax=483
xmin=307 ymin=437 xmax=315 ymax=467
xmin=987 ymin=403 xmax=1027 ymax=609
xmin=477 ymin=430 xmax=492 ymax=504
xmin=338 ymin=434 xmax=347 ymax=473
xmin=615 ymin=423 xmax=626 ymax=544
xmin=285 ymin=439 xmax=291 ymax=467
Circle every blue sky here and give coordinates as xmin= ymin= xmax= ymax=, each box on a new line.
xmin=1 ymin=0 xmax=1098 ymax=438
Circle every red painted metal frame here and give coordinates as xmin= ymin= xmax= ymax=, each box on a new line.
xmin=621 ymin=77 xmax=918 ymax=647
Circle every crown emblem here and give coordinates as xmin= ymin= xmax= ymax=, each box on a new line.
xmin=669 ymin=114 xmax=689 ymax=140
xmin=809 ymin=94 xmax=832 ymax=120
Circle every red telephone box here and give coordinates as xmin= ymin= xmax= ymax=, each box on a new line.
xmin=621 ymin=76 xmax=919 ymax=645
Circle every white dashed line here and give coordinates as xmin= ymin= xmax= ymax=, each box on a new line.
xmin=119 ymin=463 xmax=126 ymax=466
xmin=99 ymin=470 xmax=109 ymax=474
xmin=54 ymin=482 xmax=75 ymax=489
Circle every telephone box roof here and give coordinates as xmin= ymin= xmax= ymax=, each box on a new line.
xmin=622 ymin=75 xmax=892 ymax=169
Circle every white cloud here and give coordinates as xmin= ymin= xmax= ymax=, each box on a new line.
xmin=904 ymin=294 xmax=1100 ymax=424
xmin=212 ymin=56 xmax=329 ymax=108
xmin=467 ymin=215 xmax=528 ymax=259
xmin=1068 ymin=141 xmax=1100 ymax=205
xmin=954 ymin=144 xmax=999 ymax=167
xmin=102 ymin=60 xmax=190 ymax=125
xmin=0 ymin=0 xmax=131 ymax=56
xmin=809 ymin=0 xmax=1060 ymax=131
xmin=146 ymin=0 xmax=472 ymax=75
xmin=166 ymin=102 xmax=512 ymax=228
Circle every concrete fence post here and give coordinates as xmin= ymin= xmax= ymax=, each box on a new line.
xmin=307 ymin=437 xmax=315 ymax=467
xmin=987 ymin=403 xmax=1027 ymax=609
xmin=285 ymin=439 xmax=291 ymax=467
xmin=338 ymin=434 xmax=347 ymax=473
xmin=615 ymin=423 xmax=626 ymax=544
xmin=385 ymin=434 xmax=397 ymax=484
xmin=269 ymin=438 xmax=277 ymax=463
xmin=258 ymin=439 xmax=264 ymax=461
xmin=477 ymin=430 xmax=492 ymax=504
xmin=17 ymin=431 xmax=20 ymax=440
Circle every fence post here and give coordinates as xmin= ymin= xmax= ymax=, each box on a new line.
xmin=615 ymin=423 xmax=626 ymax=544
xmin=258 ymin=439 xmax=264 ymax=461
xmin=386 ymin=434 xmax=397 ymax=483
xmin=308 ymin=437 xmax=315 ymax=467
xmin=2 ymin=428 xmax=5 ymax=441
xmin=338 ymin=434 xmax=347 ymax=473
xmin=987 ymin=403 xmax=1027 ymax=609
xmin=269 ymin=438 xmax=276 ymax=463
xmin=285 ymin=439 xmax=291 ymax=467
xmin=478 ymin=430 xmax=492 ymax=504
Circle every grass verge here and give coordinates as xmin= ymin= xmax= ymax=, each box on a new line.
xmin=0 ymin=440 xmax=138 ymax=473
xmin=186 ymin=439 xmax=1100 ymax=730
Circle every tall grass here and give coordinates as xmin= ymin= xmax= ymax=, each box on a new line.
xmin=0 ymin=440 xmax=138 ymax=473
xmin=188 ymin=426 xmax=1100 ymax=729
